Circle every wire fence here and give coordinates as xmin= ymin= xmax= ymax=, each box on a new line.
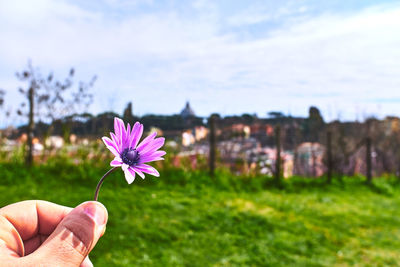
xmin=200 ymin=118 xmax=400 ymax=181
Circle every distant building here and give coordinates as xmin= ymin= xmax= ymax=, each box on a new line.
xmin=384 ymin=116 xmax=400 ymax=135
xmin=224 ymin=123 xmax=251 ymax=138
xmin=182 ymin=130 xmax=195 ymax=147
xmin=45 ymin=136 xmax=64 ymax=149
xmin=180 ymin=102 xmax=195 ymax=118
xmin=181 ymin=126 xmax=208 ymax=147
xmin=194 ymin=126 xmax=208 ymax=141
xmin=295 ymin=142 xmax=325 ymax=177
xmin=250 ymin=123 xmax=274 ymax=136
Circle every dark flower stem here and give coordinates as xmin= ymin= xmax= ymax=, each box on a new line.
xmin=94 ymin=167 xmax=118 ymax=201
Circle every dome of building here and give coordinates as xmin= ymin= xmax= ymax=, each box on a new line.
xmin=180 ymin=101 xmax=195 ymax=118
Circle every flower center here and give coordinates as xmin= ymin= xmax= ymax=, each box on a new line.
xmin=121 ymin=148 xmax=140 ymax=166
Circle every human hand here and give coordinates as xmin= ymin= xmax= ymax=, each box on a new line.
xmin=0 ymin=200 xmax=108 ymax=267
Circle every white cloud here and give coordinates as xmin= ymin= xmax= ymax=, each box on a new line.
xmin=0 ymin=0 xmax=399 ymax=122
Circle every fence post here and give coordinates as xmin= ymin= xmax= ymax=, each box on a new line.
xmin=366 ymin=137 xmax=372 ymax=184
xmin=275 ymin=125 xmax=281 ymax=184
xmin=311 ymin=150 xmax=317 ymax=177
xmin=209 ymin=115 xmax=216 ymax=177
xmin=327 ymin=131 xmax=333 ymax=183
xmin=26 ymin=86 xmax=34 ymax=166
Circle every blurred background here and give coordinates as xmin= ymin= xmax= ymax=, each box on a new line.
xmin=1 ymin=0 xmax=400 ymax=266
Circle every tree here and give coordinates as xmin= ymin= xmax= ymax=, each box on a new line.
xmin=209 ymin=114 xmax=218 ymax=177
xmin=0 ymin=89 xmax=4 ymax=108
xmin=40 ymin=67 xmax=95 ymax=142
xmin=16 ymin=64 xmax=39 ymax=165
xmin=0 ymin=89 xmax=5 ymax=139
xmin=16 ymin=61 xmax=95 ymax=164
xmin=303 ymin=106 xmax=324 ymax=142
xmin=274 ymin=124 xmax=282 ymax=185
xmin=268 ymin=111 xmax=284 ymax=118
xmin=122 ymin=102 xmax=139 ymax=124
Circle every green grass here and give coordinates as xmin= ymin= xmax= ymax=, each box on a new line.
xmin=1 ymin=161 xmax=400 ymax=266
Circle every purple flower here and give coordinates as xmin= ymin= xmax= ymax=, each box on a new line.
xmin=102 ymin=117 xmax=165 ymax=184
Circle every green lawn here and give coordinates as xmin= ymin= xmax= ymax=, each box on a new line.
xmin=1 ymin=162 xmax=400 ymax=266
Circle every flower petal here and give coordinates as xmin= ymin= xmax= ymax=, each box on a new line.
xmin=138 ymin=156 xmax=164 ymax=164
xmin=102 ymin=136 xmax=116 ymax=148
xmin=110 ymin=132 xmax=122 ymax=152
xmin=139 ymin=137 xmax=165 ymax=155
xmin=136 ymin=164 xmax=160 ymax=177
xmin=123 ymin=168 xmax=135 ymax=184
xmin=125 ymin=123 xmax=131 ymax=144
xmin=136 ymin=132 xmax=157 ymax=152
xmin=130 ymin=167 xmax=145 ymax=179
xmin=111 ymin=157 xmax=123 ymax=167
xmin=114 ymin=117 xmax=124 ymax=140
xmin=121 ymin=122 xmax=129 ymax=147
xmin=139 ymin=150 xmax=166 ymax=161
xmin=129 ymin=122 xmax=143 ymax=149
xmin=122 ymin=163 xmax=129 ymax=171
xmin=102 ymin=137 xmax=120 ymax=157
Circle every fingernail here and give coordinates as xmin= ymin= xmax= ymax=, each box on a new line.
xmin=83 ymin=256 xmax=94 ymax=267
xmin=83 ymin=203 xmax=107 ymax=226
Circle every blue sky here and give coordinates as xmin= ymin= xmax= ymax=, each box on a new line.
xmin=0 ymin=0 xmax=399 ymax=124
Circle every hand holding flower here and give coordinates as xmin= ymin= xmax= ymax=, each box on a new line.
xmin=0 ymin=200 xmax=107 ymax=267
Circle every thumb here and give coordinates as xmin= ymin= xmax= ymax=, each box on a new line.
xmin=30 ymin=201 xmax=107 ymax=266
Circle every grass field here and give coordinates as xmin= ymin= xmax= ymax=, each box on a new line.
xmin=1 ymin=161 xmax=400 ymax=266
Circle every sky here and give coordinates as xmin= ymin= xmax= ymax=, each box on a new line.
xmin=0 ymin=0 xmax=399 ymax=123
